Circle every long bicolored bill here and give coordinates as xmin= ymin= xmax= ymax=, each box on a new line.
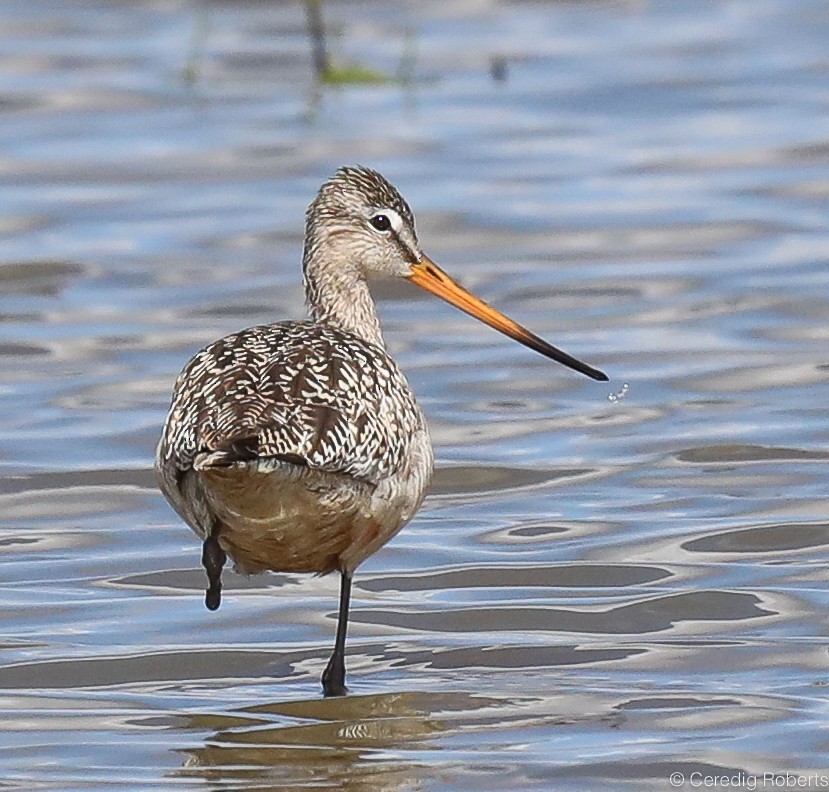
xmin=406 ymin=255 xmax=608 ymax=382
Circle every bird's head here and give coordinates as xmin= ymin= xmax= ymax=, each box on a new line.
xmin=304 ymin=166 xmax=608 ymax=382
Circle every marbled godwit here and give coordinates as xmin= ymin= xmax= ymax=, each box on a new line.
xmin=156 ymin=166 xmax=607 ymax=697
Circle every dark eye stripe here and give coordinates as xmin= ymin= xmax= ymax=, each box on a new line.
xmin=392 ymin=231 xmax=419 ymax=265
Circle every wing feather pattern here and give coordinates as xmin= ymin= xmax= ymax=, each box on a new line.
xmin=158 ymin=322 xmax=422 ymax=485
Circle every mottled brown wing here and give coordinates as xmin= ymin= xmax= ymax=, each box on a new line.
xmin=159 ymin=322 xmax=419 ymax=485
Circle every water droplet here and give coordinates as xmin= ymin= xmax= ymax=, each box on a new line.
xmin=608 ymin=382 xmax=630 ymax=403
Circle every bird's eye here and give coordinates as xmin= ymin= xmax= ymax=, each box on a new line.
xmin=369 ymin=214 xmax=391 ymax=232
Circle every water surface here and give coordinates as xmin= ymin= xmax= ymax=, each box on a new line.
xmin=1 ymin=0 xmax=829 ymax=789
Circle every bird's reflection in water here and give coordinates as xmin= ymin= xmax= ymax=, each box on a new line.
xmin=176 ymin=691 xmax=459 ymax=790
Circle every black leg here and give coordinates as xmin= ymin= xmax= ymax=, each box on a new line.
xmin=321 ymin=570 xmax=352 ymax=697
xmin=202 ymin=532 xmax=226 ymax=611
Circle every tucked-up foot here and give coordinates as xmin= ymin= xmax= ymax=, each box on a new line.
xmin=202 ymin=533 xmax=226 ymax=611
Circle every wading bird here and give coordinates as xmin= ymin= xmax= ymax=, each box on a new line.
xmin=156 ymin=166 xmax=607 ymax=697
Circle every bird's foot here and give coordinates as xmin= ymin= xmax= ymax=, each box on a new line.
xmin=321 ymin=653 xmax=348 ymax=697
xmin=202 ymin=533 xmax=226 ymax=611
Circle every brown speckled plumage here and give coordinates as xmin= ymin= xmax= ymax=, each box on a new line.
xmin=156 ymin=319 xmax=431 ymax=575
xmin=155 ymin=165 xmax=606 ymax=696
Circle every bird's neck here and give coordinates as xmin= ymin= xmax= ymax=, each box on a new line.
xmin=303 ymin=260 xmax=386 ymax=349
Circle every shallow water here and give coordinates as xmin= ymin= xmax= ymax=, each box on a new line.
xmin=1 ymin=0 xmax=829 ymax=789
